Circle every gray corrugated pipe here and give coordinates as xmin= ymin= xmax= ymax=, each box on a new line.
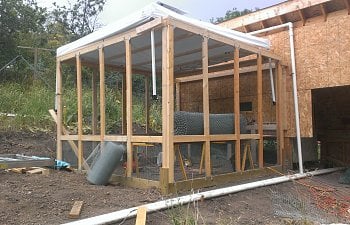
xmin=249 ymin=22 xmax=304 ymax=174
xmin=61 ymin=168 xmax=342 ymax=225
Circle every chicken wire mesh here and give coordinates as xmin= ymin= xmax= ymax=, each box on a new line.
xmin=174 ymin=111 xmax=248 ymax=135
xmin=270 ymin=184 xmax=347 ymax=223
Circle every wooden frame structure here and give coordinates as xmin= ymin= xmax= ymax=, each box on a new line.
xmin=56 ymin=15 xmax=285 ymax=194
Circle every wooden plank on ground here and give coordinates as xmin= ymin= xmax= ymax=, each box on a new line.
xmin=26 ymin=167 xmax=49 ymax=175
xmin=68 ymin=201 xmax=84 ymax=219
xmin=135 ymin=206 xmax=147 ymax=225
xmin=10 ymin=168 xmax=26 ymax=174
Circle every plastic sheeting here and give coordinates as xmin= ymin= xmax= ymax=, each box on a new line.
xmin=56 ymin=2 xmax=270 ymax=57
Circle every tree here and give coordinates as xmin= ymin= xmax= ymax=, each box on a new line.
xmin=51 ymin=0 xmax=106 ymax=41
xmin=210 ymin=8 xmax=258 ymax=24
xmin=0 ymin=0 xmax=47 ymax=68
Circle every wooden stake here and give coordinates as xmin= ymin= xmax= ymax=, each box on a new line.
xmin=202 ymin=37 xmax=211 ymax=177
xmin=234 ymin=47 xmax=241 ymax=172
xmin=135 ymin=206 xmax=147 ymax=225
xmin=257 ymin=54 xmax=264 ymax=168
xmin=125 ymin=39 xmax=133 ymax=177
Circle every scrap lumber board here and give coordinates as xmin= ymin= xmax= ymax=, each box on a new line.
xmin=9 ymin=168 xmax=26 ymax=173
xmin=68 ymin=201 xmax=84 ymax=219
xmin=135 ymin=206 xmax=147 ymax=225
xmin=26 ymin=167 xmax=50 ymax=175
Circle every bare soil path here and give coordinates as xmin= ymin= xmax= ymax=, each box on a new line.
xmin=0 ymin=131 xmax=349 ymax=225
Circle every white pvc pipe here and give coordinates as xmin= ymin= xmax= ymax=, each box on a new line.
xmin=268 ymin=58 xmax=276 ymax=103
xmin=62 ymin=167 xmax=342 ymax=225
xmin=151 ymin=29 xmax=157 ymax=97
xmin=250 ymin=22 xmax=304 ymax=174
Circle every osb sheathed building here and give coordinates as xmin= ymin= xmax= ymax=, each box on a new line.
xmin=216 ymin=0 xmax=350 ymax=166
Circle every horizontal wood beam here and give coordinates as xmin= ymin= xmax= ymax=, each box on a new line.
xmin=168 ymin=165 xmax=283 ymax=193
xmin=175 ymin=63 xmax=274 ymax=83
xmin=130 ymin=136 xmax=163 ymax=143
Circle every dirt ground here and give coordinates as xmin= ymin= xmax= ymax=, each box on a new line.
xmin=0 ymin=131 xmax=349 ymax=225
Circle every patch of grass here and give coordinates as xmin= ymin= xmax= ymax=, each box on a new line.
xmin=0 ymin=83 xmax=54 ymax=131
xmin=0 ymin=82 xmax=163 ymax=132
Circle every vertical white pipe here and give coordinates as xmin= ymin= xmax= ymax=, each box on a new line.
xmin=151 ymin=29 xmax=157 ymax=97
xmin=269 ymin=58 xmax=276 ymax=103
xmin=288 ymin=23 xmax=304 ymax=174
xmin=250 ymin=22 xmax=304 ymax=174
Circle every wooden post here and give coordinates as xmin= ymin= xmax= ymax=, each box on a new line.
xmin=175 ymin=82 xmax=180 ymax=111
xmin=56 ymin=60 xmax=63 ymax=160
xmin=257 ymin=54 xmax=264 ymax=168
xmin=92 ymin=70 xmax=98 ymax=135
xmin=99 ymin=47 xmax=106 ymax=143
xmin=145 ymin=76 xmax=150 ymax=134
xmin=202 ymin=37 xmax=211 ymax=177
xmin=161 ymin=24 xmax=175 ymax=183
xmin=276 ymin=62 xmax=284 ymax=165
xmin=234 ymin=47 xmax=241 ymax=172
xmin=76 ymin=54 xmax=83 ymax=170
xmin=122 ymin=73 xmax=127 ymax=135
xmin=125 ymin=38 xmax=133 ymax=177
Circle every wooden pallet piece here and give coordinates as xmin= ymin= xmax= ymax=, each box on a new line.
xmin=68 ymin=201 xmax=84 ymax=219
xmin=135 ymin=206 xmax=147 ymax=225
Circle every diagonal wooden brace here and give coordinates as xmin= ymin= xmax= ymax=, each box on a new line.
xmin=49 ymin=109 xmax=90 ymax=170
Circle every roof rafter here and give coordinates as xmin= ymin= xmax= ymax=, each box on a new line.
xmin=320 ymin=3 xmax=328 ymax=21
xmin=345 ymin=0 xmax=350 ymax=15
xmin=298 ymin=9 xmax=306 ymax=26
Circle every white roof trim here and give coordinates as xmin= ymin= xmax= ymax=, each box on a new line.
xmin=56 ymin=2 xmax=270 ymax=57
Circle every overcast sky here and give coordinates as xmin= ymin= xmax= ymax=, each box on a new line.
xmin=38 ymin=0 xmax=285 ymax=25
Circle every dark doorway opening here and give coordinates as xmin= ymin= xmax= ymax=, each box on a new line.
xmin=312 ymin=85 xmax=350 ymax=166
